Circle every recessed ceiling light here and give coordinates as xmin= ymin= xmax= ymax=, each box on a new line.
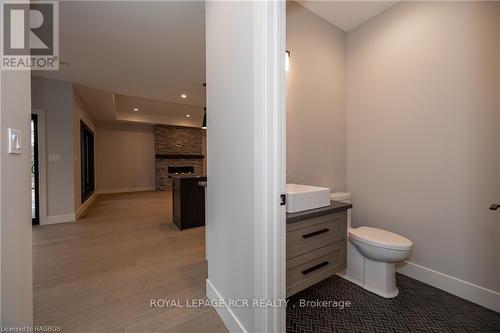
xmin=133 ymin=108 xmax=139 ymax=111
xmin=180 ymin=94 xmax=187 ymax=99
xmin=186 ymin=114 xmax=191 ymax=118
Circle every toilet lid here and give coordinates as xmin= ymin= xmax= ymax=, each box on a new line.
xmin=349 ymin=227 xmax=412 ymax=251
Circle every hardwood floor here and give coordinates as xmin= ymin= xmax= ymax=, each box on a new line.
xmin=33 ymin=191 xmax=227 ymax=333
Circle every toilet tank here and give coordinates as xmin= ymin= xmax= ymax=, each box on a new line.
xmin=330 ymin=192 xmax=351 ymax=204
xmin=330 ymin=192 xmax=352 ymax=229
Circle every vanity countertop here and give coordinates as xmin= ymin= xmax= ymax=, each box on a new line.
xmin=286 ymin=201 xmax=352 ymax=224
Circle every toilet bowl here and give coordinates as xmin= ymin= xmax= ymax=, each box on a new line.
xmin=331 ymin=192 xmax=412 ymax=298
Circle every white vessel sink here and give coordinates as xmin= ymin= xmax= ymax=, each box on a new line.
xmin=286 ymin=184 xmax=331 ymax=213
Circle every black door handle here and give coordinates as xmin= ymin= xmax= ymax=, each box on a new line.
xmin=490 ymin=204 xmax=500 ymax=211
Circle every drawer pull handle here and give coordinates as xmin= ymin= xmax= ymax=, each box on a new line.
xmin=302 ymin=261 xmax=329 ymax=275
xmin=302 ymin=228 xmax=329 ymax=239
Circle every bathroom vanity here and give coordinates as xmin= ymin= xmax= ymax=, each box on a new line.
xmin=286 ymin=201 xmax=352 ymax=297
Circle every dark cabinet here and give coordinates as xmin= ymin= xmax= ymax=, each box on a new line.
xmin=171 ymin=176 xmax=207 ymax=230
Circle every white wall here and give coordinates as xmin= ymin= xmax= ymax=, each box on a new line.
xmin=347 ymin=0 xmax=500 ymax=300
xmin=286 ymin=2 xmax=347 ymax=192
xmin=206 ymin=1 xmax=286 ymax=331
xmin=95 ymin=122 xmax=155 ymax=192
xmin=31 ymin=76 xmax=75 ymax=218
xmin=0 ymin=70 xmax=33 ymax=326
xmin=206 ymin=2 xmax=256 ymax=330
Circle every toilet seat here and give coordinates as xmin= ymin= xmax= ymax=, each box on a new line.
xmin=349 ymin=227 xmax=412 ymax=251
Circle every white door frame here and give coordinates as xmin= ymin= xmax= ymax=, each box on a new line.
xmin=253 ymin=1 xmax=287 ymax=332
xmin=31 ymin=108 xmax=47 ymax=225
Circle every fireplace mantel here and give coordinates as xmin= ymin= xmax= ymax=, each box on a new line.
xmin=155 ymin=154 xmax=205 ymax=160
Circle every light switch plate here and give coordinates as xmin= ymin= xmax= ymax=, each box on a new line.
xmin=8 ymin=128 xmax=22 ymax=154
xmin=48 ymin=154 xmax=62 ymax=162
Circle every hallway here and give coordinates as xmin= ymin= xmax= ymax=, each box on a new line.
xmin=33 ymin=191 xmax=226 ymax=333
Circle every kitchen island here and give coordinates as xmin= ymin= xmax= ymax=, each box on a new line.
xmin=169 ymin=174 xmax=207 ymax=230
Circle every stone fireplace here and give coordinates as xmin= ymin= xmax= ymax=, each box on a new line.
xmin=154 ymin=125 xmax=205 ymax=191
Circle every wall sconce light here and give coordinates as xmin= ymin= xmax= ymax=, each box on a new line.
xmin=285 ymin=50 xmax=290 ymax=71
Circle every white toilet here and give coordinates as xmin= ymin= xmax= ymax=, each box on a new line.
xmin=331 ymin=192 xmax=412 ymax=298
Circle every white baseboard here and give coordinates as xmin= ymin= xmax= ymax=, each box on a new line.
xmin=397 ymin=261 xmax=500 ymax=313
xmin=75 ymin=192 xmax=98 ymax=219
xmin=44 ymin=213 xmax=75 ymax=225
xmin=206 ymin=279 xmax=247 ymax=333
xmin=96 ymin=186 xmax=155 ymax=194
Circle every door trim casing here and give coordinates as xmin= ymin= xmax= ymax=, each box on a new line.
xmin=252 ymin=0 xmax=287 ymax=332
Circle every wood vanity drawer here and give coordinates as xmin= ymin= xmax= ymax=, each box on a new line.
xmin=286 ymin=212 xmax=346 ymax=259
xmin=286 ymin=241 xmax=346 ymax=297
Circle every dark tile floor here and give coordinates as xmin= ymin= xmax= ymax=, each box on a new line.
xmin=287 ymin=273 xmax=500 ymax=333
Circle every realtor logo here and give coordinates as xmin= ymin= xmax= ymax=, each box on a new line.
xmin=1 ymin=1 xmax=59 ymax=70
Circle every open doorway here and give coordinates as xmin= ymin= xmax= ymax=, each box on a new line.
xmin=285 ymin=1 xmax=500 ymax=331
xmin=29 ymin=1 xmax=217 ymax=331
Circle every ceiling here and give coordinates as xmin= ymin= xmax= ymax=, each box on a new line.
xmin=297 ymin=1 xmax=398 ymax=31
xmin=114 ymin=94 xmax=204 ymax=127
xmin=75 ymin=84 xmax=205 ymax=127
xmin=33 ymin=1 xmax=397 ymax=126
xmin=34 ymin=1 xmax=206 ymax=126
